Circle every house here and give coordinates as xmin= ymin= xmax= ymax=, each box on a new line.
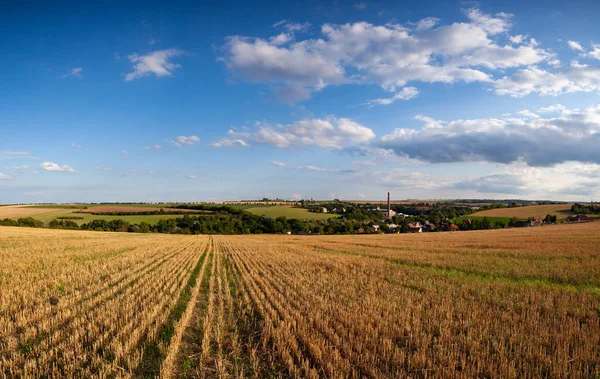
xmin=449 ymin=224 xmax=460 ymax=232
xmin=369 ymin=208 xmax=396 ymax=217
xmin=286 ymin=230 xmax=292 ymax=235
xmin=321 ymin=207 xmax=328 ymax=213
xmin=357 ymin=227 xmax=365 ymax=234
xmin=423 ymin=221 xmax=435 ymax=232
xmin=567 ymin=214 xmax=590 ymax=222
xmin=407 ymin=222 xmax=422 ymax=233
xmin=462 ymin=219 xmax=473 ymax=229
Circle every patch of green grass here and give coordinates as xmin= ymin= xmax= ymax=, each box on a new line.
xmin=225 ymin=204 xmax=275 ymax=210
xmin=135 ymin=251 xmax=207 ymax=378
xmin=246 ymin=206 xmax=337 ymax=220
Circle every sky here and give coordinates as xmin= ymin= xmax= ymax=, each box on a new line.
xmin=2 ymin=0 xmax=600 ymax=203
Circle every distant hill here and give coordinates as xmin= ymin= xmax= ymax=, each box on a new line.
xmin=471 ymin=204 xmax=573 ymax=220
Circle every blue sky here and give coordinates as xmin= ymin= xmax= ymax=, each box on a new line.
xmin=2 ymin=0 xmax=600 ymax=203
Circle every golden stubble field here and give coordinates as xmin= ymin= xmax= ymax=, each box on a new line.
xmin=472 ymin=203 xmax=574 ymax=219
xmin=0 ymin=223 xmax=599 ymax=378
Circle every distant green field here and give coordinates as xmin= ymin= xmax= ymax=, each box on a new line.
xmin=226 ymin=204 xmax=275 ymax=210
xmin=28 ymin=209 xmax=182 ymax=225
xmin=245 ymin=206 xmax=337 ymax=220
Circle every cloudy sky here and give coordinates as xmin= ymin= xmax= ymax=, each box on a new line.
xmin=2 ymin=0 xmax=600 ymax=203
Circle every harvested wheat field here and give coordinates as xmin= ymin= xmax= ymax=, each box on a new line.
xmin=472 ymin=203 xmax=574 ymax=220
xmin=1 ymin=223 xmax=599 ymax=378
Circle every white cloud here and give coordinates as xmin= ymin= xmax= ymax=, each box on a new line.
xmin=210 ymin=138 xmax=250 ymax=148
xmin=0 ymin=151 xmax=35 ymax=160
xmin=273 ymin=20 xmax=311 ymax=33
xmin=62 ymin=67 xmax=83 ymax=79
xmin=270 ymin=33 xmax=292 ymax=45
xmin=376 ymin=104 xmax=600 ymax=167
xmin=568 ymin=40 xmax=584 ymax=52
xmin=586 ymin=44 xmax=600 ymax=60
xmin=145 ymin=145 xmax=163 ymax=151
xmin=368 ymin=87 xmax=419 ymax=106
xmin=291 ymin=193 xmax=302 ymax=200
xmin=121 ymin=149 xmax=128 ymax=155
xmin=353 ymin=3 xmax=367 ymax=10
xmin=465 ymin=8 xmax=512 ymax=34
xmin=166 ymin=135 xmax=200 ymax=148
xmin=125 ymin=49 xmax=184 ymax=81
xmin=223 ymin=8 xmax=550 ymax=102
xmin=96 ymin=167 xmax=112 ymax=171
xmin=0 ymin=173 xmax=12 ymax=180
xmin=516 ymin=109 xmax=540 ymax=119
xmin=186 ymin=175 xmax=199 ymax=179
xmin=509 ymin=34 xmax=524 ymax=44
xmin=271 ymin=160 xmax=287 ymax=167
xmin=494 ymin=65 xmax=600 ymax=97
xmin=215 ymin=117 xmax=375 ymax=149
xmin=415 ymin=17 xmax=439 ymax=31
xmin=537 ymin=104 xmax=566 ymax=113
xmin=71 ymin=143 xmax=81 ymax=149
xmin=177 ymin=135 xmax=200 ymax=145
xmin=41 ymin=162 xmax=75 ymax=172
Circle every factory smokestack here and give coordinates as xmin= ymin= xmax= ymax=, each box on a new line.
xmin=387 ymin=192 xmax=391 ymax=218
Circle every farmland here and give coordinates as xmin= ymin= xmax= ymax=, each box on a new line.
xmin=0 ymin=203 xmax=337 ymax=224
xmin=244 ymin=205 xmax=337 ymax=220
xmin=472 ymin=203 xmax=574 ymax=220
xmin=1 ymin=223 xmax=599 ymax=377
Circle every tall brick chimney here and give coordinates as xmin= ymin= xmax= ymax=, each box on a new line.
xmin=387 ymin=192 xmax=391 ymax=218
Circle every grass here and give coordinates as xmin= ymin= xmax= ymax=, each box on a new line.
xmin=245 ymin=205 xmax=338 ymax=220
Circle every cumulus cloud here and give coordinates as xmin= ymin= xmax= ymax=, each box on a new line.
xmin=167 ymin=135 xmax=200 ymax=148
xmin=509 ymin=34 xmax=524 ymax=44
xmin=353 ymin=3 xmax=367 ymax=10
xmin=62 ymin=67 xmax=83 ymax=79
xmin=568 ymin=40 xmax=584 ymax=52
xmin=465 ymin=8 xmax=512 ymax=34
xmin=96 ymin=167 xmax=112 ymax=171
xmin=375 ymin=105 xmax=600 ymax=167
xmin=71 ymin=143 xmax=81 ymax=148
xmin=368 ymin=87 xmax=419 ymax=106
xmin=177 ymin=135 xmax=199 ymax=145
xmin=145 ymin=145 xmax=163 ymax=151
xmin=0 ymin=173 xmax=13 ymax=180
xmin=537 ymin=104 xmax=566 ymax=113
xmin=223 ymin=8 xmax=550 ymax=102
xmin=125 ymin=49 xmax=184 ymax=81
xmin=586 ymin=44 xmax=600 ymax=60
xmin=213 ymin=117 xmax=375 ymax=149
xmin=41 ymin=162 xmax=75 ymax=172
xmin=186 ymin=175 xmax=199 ymax=179
xmin=493 ymin=65 xmax=600 ymax=97
xmin=270 ymin=33 xmax=292 ymax=45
